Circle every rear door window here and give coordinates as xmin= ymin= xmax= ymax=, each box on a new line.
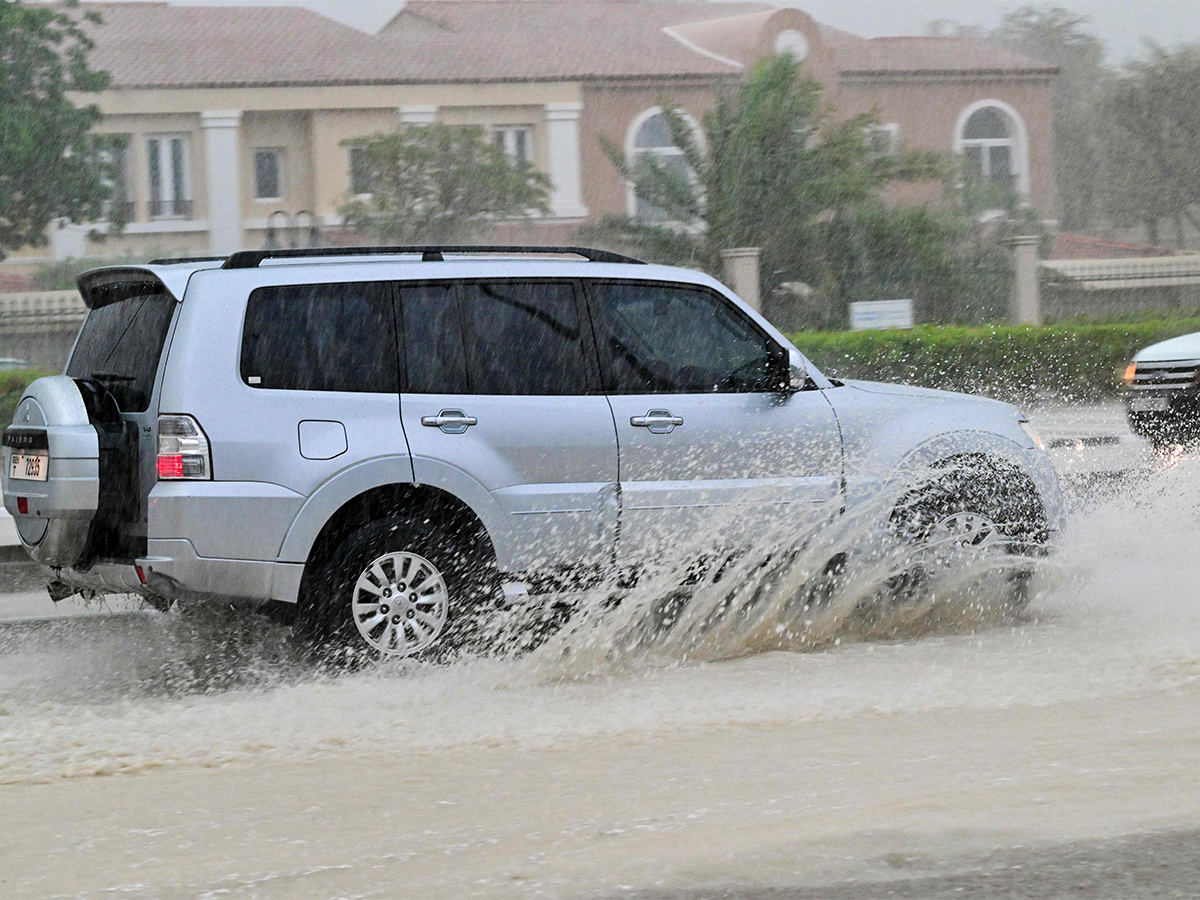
xmin=398 ymin=283 xmax=469 ymax=394
xmin=241 ymin=281 xmax=398 ymax=392
xmin=67 ymin=287 xmax=177 ymax=413
xmin=459 ymin=281 xmax=590 ymax=395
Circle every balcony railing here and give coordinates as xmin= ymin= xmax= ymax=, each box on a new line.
xmin=149 ymin=198 xmax=194 ymax=220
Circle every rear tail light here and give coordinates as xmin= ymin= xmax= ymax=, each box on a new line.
xmin=157 ymin=415 xmax=212 ymax=481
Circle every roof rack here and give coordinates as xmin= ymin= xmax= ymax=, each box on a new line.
xmin=222 ymin=245 xmax=645 ymax=269
xmin=148 ymin=255 xmax=229 ymax=265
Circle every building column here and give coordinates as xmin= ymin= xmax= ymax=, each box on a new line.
xmin=544 ymin=102 xmax=588 ymax=219
xmin=1005 ymin=234 xmax=1042 ymax=325
xmin=400 ymin=105 xmax=437 ymax=126
xmin=721 ymin=247 xmax=762 ymax=312
xmin=201 ymin=110 xmax=243 ymax=255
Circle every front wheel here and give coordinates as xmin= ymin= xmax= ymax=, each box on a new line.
xmin=892 ymin=465 xmax=1047 ymax=607
xmin=298 ymin=514 xmax=498 ymax=660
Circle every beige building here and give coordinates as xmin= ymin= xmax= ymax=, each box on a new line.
xmin=15 ymin=0 xmax=1057 ymax=265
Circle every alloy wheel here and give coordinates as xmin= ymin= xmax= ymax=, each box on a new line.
xmin=351 ymin=551 xmax=449 ymax=656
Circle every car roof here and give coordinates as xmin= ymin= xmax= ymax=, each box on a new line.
xmin=81 ymin=254 xmax=725 ymax=300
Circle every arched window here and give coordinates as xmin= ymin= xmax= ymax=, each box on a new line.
xmin=626 ymin=107 xmax=699 ymax=223
xmin=954 ymin=101 xmax=1030 ymax=196
xmin=961 ymin=108 xmax=1014 ymax=188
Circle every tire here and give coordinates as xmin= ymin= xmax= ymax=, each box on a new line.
xmin=297 ymin=513 xmax=499 ymax=661
xmin=891 ymin=465 xmax=1047 ymax=607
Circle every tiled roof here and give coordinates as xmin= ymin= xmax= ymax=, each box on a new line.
xmin=835 ymin=36 xmax=1057 ymax=76
xmin=77 ymin=1 xmax=1054 ymax=89
xmin=81 ymin=1 xmax=761 ymax=88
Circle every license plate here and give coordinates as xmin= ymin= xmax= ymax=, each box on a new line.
xmin=1131 ymin=397 xmax=1170 ymax=413
xmin=9 ymin=451 xmax=47 ymax=482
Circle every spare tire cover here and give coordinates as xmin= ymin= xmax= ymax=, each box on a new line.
xmin=2 ymin=376 xmax=100 ymax=568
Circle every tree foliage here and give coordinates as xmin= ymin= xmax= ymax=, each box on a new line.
xmin=340 ymin=124 xmax=551 ymax=244
xmin=0 ymin=0 xmax=111 ymax=259
xmin=1096 ymin=45 xmax=1200 ymax=245
xmin=990 ymin=7 xmax=1108 ymax=232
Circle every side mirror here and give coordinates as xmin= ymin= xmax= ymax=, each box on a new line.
xmin=788 ymin=362 xmax=808 ymax=392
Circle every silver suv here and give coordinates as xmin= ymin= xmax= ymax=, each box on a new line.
xmin=2 ymin=246 xmax=1063 ymax=656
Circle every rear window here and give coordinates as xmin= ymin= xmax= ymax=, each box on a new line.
xmin=66 ymin=288 xmax=177 ymax=413
xmin=241 ymin=281 xmax=398 ymax=393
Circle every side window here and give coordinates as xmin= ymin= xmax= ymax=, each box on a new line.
xmin=590 ymin=282 xmax=778 ymax=393
xmin=399 ymin=283 xmax=468 ymax=394
xmin=241 ymin=281 xmax=398 ymax=392
xmin=459 ymin=281 xmax=589 ymax=395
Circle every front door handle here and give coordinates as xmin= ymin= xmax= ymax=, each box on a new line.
xmin=631 ymin=409 xmax=684 ymax=434
xmin=421 ymin=409 xmax=478 ymax=434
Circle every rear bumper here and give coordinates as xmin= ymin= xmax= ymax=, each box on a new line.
xmin=57 ymin=560 xmax=151 ymax=597
xmin=51 ymin=543 xmax=304 ymax=605
xmin=139 ymin=538 xmax=304 ymax=605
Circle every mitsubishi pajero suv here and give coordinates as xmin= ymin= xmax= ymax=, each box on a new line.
xmin=2 ymin=246 xmax=1063 ymax=657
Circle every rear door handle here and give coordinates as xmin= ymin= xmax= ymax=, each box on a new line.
xmin=631 ymin=409 xmax=684 ymax=434
xmin=421 ymin=409 xmax=477 ymax=434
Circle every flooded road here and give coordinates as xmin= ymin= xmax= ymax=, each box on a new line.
xmin=4 ymin=405 xmax=1200 ymax=899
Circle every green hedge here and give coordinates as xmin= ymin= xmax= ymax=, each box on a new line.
xmin=788 ymin=320 xmax=1200 ymax=405
xmin=0 ymin=370 xmax=56 ymax=426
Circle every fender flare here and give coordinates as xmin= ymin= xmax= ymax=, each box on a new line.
xmin=893 ymin=430 xmax=1034 ymax=482
xmin=846 ymin=429 xmax=1042 ymax=513
xmin=885 ymin=431 xmax=1050 ymax=518
xmin=277 ymin=456 xmax=517 ymax=570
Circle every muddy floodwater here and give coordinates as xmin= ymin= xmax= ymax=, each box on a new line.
xmin=3 ymin=431 xmax=1200 ymax=898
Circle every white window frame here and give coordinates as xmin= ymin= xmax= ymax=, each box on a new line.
xmin=146 ymin=133 xmax=192 ymax=220
xmin=953 ymin=100 xmax=1030 ymax=197
xmin=865 ymin=123 xmax=900 ymax=157
xmin=624 ymin=105 xmax=705 ymax=224
xmin=493 ymin=125 xmax=534 ymax=164
xmin=253 ymin=147 xmax=286 ymax=202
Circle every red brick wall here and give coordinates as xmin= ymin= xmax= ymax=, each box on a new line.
xmin=832 ymin=77 xmax=1058 ymax=218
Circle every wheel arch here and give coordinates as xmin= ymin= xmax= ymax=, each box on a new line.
xmin=889 ymin=448 xmax=1049 ymax=542
xmin=295 ymin=482 xmax=501 ymax=601
xmin=277 ymin=458 xmax=516 ymax=575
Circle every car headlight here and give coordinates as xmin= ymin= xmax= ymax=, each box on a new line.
xmin=1019 ymin=418 xmax=1045 ymax=450
xmin=1123 ymin=362 xmax=1137 ymax=385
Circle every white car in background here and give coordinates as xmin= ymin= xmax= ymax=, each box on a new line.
xmin=1124 ymin=331 xmax=1200 ymax=449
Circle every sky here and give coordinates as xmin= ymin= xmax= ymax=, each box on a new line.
xmin=88 ymin=0 xmax=1200 ymax=64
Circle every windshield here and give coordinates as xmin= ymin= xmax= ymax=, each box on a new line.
xmin=65 ymin=288 xmax=176 ymax=413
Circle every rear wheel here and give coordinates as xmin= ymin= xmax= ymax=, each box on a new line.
xmin=297 ymin=513 xmax=498 ymax=661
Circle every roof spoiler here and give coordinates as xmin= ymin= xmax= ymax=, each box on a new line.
xmin=75 ymin=267 xmax=178 ymax=310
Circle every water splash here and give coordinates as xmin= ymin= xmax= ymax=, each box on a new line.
xmin=6 ymin=455 xmax=1200 ymax=785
